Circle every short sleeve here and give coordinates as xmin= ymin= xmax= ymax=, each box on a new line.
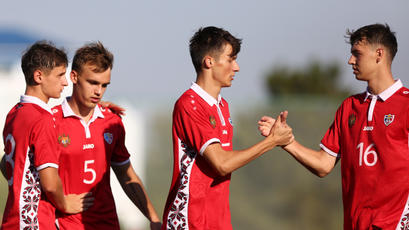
xmin=111 ymin=119 xmax=131 ymax=165
xmin=320 ymin=103 xmax=344 ymax=158
xmin=173 ymin=97 xmax=220 ymax=155
xmin=31 ymin=115 xmax=60 ymax=170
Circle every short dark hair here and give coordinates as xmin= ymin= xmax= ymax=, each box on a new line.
xmin=346 ymin=23 xmax=398 ymax=61
xmin=72 ymin=41 xmax=113 ymax=74
xmin=21 ymin=41 xmax=68 ymax=86
xmin=189 ymin=26 xmax=242 ymax=73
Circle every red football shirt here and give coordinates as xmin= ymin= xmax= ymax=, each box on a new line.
xmin=1 ymin=95 xmax=60 ymax=230
xmin=321 ymin=80 xmax=409 ymax=230
xmin=163 ymin=83 xmax=234 ymax=230
xmin=53 ymin=98 xmax=130 ymax=230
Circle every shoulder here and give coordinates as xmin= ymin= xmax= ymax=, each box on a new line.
xmin=99 ymin=104 xmax=123 ymax=122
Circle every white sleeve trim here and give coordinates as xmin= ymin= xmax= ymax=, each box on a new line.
xmin=319 ymin=143 xmax=339 ymax=158
xmin=199 ymin=138 xmax=221 ymax=156
xmin=37 ymin=163 xmax=59 ymax=171
xmin=111 ymin=158 xmax=130 ymax=166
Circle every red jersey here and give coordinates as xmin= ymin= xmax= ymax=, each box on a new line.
xmin=1 ymin=95 xmax=60 ymax=230
xmin=53 ymin=98 xmax=130 ymax=230
xmin=321 ymin=80 xmax=409 ymax=230
xmin=163 ymin=83 xmax=234 ymax=230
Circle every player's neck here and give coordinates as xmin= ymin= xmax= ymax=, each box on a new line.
xmin=24 ymin=86 xmax=50 ymax=103
xmin=366 ymin=69 xmax=394 ymax=95
xmin=196 ymin=74 xmax=221 ymax=101
xmin=67 ymin=96 xmax=95 ymax=124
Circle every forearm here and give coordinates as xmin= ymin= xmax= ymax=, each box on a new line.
xmin=205 ymin=138 xmax=276 ymax=176
xmin=113 ymin=164 xmax=160 ymax=222
xmin=38 ymin=167 xmax=67 ymax=211
xmin=283 ymin=140 xmax=336 ymax=177
xmin=0 ymin=155 xmax=6 ymax=179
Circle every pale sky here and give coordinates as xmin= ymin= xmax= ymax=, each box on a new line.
xmin=1 ymin=0 xmax=408 ymax=109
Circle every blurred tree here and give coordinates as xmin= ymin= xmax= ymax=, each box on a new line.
xmin=265 ymin=61 xmax=350 ymax=99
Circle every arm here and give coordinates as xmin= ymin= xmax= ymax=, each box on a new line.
xmin=0 ymin=155 xmax=6 ymax=179
xmin=283 ymin=141 xmax=337 ymax=177
xmin=258 ymin=115 xmax=337 ymax=177
xmin=112 ymin=162 xmax=161 ymax=229
xmin=203 ymin=112 xmax=293 ymax=176
xmin=39 ymin=167 xmax=93 ymax=214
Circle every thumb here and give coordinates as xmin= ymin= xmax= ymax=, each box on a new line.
xmin=275 ymin=113 xmax=282 ymax=124
xmin=281 ymin=111 xmax=288 ymax=124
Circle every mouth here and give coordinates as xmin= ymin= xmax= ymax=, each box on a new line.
xmin=90 ymin=97 xmax=100 ymax=103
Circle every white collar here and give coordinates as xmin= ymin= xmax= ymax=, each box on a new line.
xmin=190 ymin=82 xmax=223 ymax=106
xmin=20 ymin=95 xmax=53 ymax=114
xmin=61 ymin=97 xmax=104 ymax=119
xmin=364 ymin=79 xmax=403 ymax=102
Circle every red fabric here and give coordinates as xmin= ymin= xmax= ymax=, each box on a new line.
xmin=321 ymin=87 xmax=409 ymax=230
xmin=53 ymin=103 xmax=130 ymax=230
xmin=163 ymin=88 xmax=234 ymax=230
xmin=1 ymin=102 xmax=59 ymax=230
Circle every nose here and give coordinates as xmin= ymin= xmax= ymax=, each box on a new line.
xmin=348 ymin=55 xmax=355 ymax=65
xmin=233 ymin=61 xmax=240 ymax=72
xmin=62 ymin=75 xmax=68 ymax=86
xmin=95 ymin=85 xmax=102 ymax=96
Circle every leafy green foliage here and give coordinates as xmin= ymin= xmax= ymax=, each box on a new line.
xmin=265 ymin=61 xmax=350 ymax=99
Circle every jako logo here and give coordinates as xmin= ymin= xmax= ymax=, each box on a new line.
xmin=83 ymin=144 xmax=95 ymax=150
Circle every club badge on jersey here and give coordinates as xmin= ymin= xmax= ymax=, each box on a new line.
xmin=384 ymin=114 xmax=395 ymax=126
xmin=58 ymin=134 xmax=71 ymax=147
xmin=348 ymin=114 xmax=356 ymax=127
xmin=104 ymin=132 xmax=113 ymax=144
xmin=209 ymin=115 xmax=216 ymax=129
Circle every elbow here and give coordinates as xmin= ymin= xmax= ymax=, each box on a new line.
xmin=315 ymin=166 xmax=332 ymax=178
xmin=214 ymin=164 xmax=232 ymax=177
xmin=42 ymin=184 xmax=59 ymax=195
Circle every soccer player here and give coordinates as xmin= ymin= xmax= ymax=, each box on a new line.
xmin=0 ymin=41 xmax=92 ymax=230
xmin=162 ymin=26 xmax=294 ymax=230
xmin=53 ymin=42 xmax=161 ymax=230
xmin=259 ymin=23 xmax=409 ymax=229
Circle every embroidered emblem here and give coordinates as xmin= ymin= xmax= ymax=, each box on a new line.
xmin=166 ymin=141 xmax=196 ymax=229
xmin=209 ymin=115 xmax=216 ymax=128
xmin=229 ymin=117 xmax=233 ymax=126
xmin=384 ymin=114 xmax=395 ymax=126
xmin=348 ymin=114 xmax=356 ymax=127
xmin=104 ymin=132 xmax=113 ymax=144
xmin=58 ymin=134 xmax=71 ymax=147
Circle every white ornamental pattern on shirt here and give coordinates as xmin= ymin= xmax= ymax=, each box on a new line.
xmin=167 ymin=141 xmax=196 ymax=230
xmin=20 ymin=150 xmax=41 ymax=230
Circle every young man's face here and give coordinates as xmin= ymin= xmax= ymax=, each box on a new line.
xmin=212 ymin=44 xmax=240 ymax=88
xmin=41 ymin=65 xmax=68 ymax=99
xmin=348 ymin=40 xmax=379 ymax=81
xmin=71 ymin=64 xmax=111 ymax=110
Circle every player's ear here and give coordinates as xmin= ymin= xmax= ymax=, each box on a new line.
xmin=203 ymin=56 xmax=213 ymax=69
xmin=70 ymin=70 xmax=79 ymax=84
xmin=376 ymin=47 xmax=384 ymax=64
xmin=33 ymin=69 xmax=43 ymax=84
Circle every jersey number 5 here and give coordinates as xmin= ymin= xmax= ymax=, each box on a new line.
xmin=357 ymin=142 xmax=377 ymax=167
xmin=83 ymin=160 xmax=96 ymax=184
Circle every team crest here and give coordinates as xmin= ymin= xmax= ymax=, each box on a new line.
xmin=58 ymin=134 xmax=71 ymax=147
xmin=104 ymin=132 xmax=113 ymax=144
xmin=384 ymin=114 xmax=395 ymax=126
xmin=348 ymin=114 xmax=356 ymax=127
xmin=209 ymin=115 xmax=216 ymax=129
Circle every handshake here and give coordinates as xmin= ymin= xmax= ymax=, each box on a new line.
xmin=257 ymin=111 xmax=294 ymax=148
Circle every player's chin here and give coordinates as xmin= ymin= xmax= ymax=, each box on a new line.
xmin=50 ymin=92 xmax=62 ymax=99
